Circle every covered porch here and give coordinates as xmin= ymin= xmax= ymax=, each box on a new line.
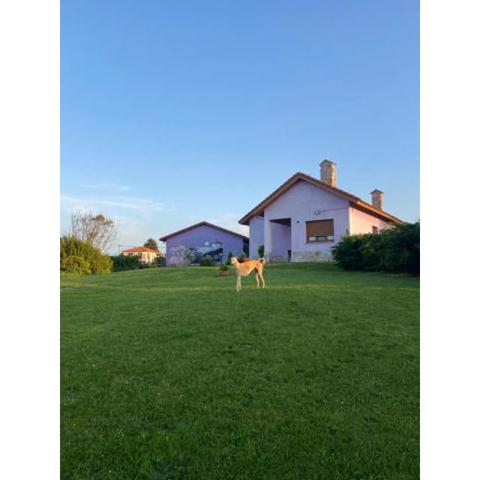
xmin=265 ymin=217 xmax=292 ymax=262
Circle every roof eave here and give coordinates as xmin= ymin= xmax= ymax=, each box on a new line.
xmin=160 ymin=221 xmax=248 ymax=241
xmin=238 ymin=171 xmax=403 ymax=226
xmin=238 ymin=172 xmax=304 ymax=225
xmin=238 ymin=172 xmax=357 ymax=225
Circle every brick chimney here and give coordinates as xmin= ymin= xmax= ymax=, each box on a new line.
xmin=370 ymin=189 xmax=384 ymax=210
xmin=320 ymin=159 xmax=337 ymax=187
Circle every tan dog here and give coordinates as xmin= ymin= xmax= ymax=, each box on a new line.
xmin=230 ymin=257 xmax=266 ymax=292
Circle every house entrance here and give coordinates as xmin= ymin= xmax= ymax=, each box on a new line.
xmin=269 ymin=218 xmax=292 ymax=262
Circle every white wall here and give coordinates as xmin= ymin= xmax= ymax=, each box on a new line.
xmin=349 ymin=207 xmax=390 ymax=235
xmin=269 ymin=222 xmax=291 ymax=261
xmin=264 ymin=180 xmax=350 ymax=262
xmin=248 ymin=216 xmax=264 ymax=258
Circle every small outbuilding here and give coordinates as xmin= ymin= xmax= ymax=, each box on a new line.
xmin=159 ymin=221 xmax=249 ymax=266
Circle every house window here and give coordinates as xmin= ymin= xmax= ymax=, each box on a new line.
xmin=372 ymin=226 xmax=379 ymax=234
xmin=306 ymin=219 xmax=334 ymax=242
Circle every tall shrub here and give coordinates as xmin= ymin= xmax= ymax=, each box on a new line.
xmin=155 ymin=255 xmax=166 ymax=267
xmin=332 ymin=222 xmax=420 ymax=275
xmin=60 ymin=236 xmax=112 ymax=274
xmin=381 ymin=222 xmax=420 ymax=275
xmin=331 ymin=235 xmax=365 ymax=270
xmin=61 ymin=256 xmax=92 ymax=275
xmin=110 ymin=254 xmax=141 ymax=272
xmin=199 ymin=256 xmax=215 ymax=267
xmin=110 ymin=254 xmax=165 ymax=271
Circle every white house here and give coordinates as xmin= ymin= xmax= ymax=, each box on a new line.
xmin=121 ymin=246 xmax=162 ymax=264
xmin=239 ymin=160 xmax=403 ymax=262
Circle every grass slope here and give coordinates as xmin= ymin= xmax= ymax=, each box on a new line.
xmin=61 ymin=263 xmax=419 ymax=480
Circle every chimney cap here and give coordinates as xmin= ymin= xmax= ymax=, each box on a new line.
xmin=370 ymin=189 xmax=384 ymax=194
xmin=320 ymin=159 xmax=336 ymax=166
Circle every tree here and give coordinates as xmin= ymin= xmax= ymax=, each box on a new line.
xmin=69 ymin=211 xmax=117 ymax=253
xmin=60 ymin=236 xmax=112 ymax=274
xmin=144 ymin=238 xmax=159 ymax=250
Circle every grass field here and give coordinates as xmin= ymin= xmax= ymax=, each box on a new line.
xmin=61 ymin=263 xmax=419 ymax=480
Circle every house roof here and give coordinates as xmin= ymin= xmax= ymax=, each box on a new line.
xmin=238 ymin=172 xmax=403 ymax=225
xmin=122 ymin=246 xmax=161 ymax=254
xmin=159 ymin=221 xmax=249 ymax=242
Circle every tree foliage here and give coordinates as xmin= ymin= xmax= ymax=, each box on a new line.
xmin=110 ymin=254 xmax=142 ymax=272
xmin=332 ymin=222 xmax=420 ymax=275
xmin=144 ymin=238 xmax=159 ymax=250
xmin=69 ymin=211 xmax=117 ymax=252
xmin=199 ymin=256 xmax=215 ymax=266
xmin=110 ymin=254 xmax=166 ymax=271
xmin=60 ymin=236 xmax=112 ymax=274
xmin=61 ymin=256 xmax=92 ymax=275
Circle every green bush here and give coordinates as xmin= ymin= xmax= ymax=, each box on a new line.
xmin=110 ymin=255 xmax=142 ymax=272
xmin=155 ymin=255 xmax=166 ymax=267
xmin=332 ymin=222 xmax=420 ymax=275
xmin=138 ymin=261 xmax=152 ymax=270
xmin=257 ymin=244 xmax=265 ymax=258
xmin=380 ymin=222 xmax=420 ymax=275
xmin=199 ymin=256 xmax=215 ymax=267
xmin=331 ymin=235 xmax=365 ymax=270
xmin=110 ymin=254 xmax=165 ymax=271
xmin=226 ymin=251 xmax=233 ymax=265
xmin=61 ymin=255 xmax=91 ymax=275
xmin=60 ymin=236 xmax=112 ymax=274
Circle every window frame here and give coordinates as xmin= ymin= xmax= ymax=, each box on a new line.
xmin=305 ymin=219 xmax=334 ymax=243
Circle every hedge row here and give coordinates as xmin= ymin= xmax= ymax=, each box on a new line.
xmin=60 ymin=236 xmax=112 ymax=275
xmin=110 ymin=254 xmax=165 ymax=272
xmin=332 ymin=222 xmax=420 ymax=275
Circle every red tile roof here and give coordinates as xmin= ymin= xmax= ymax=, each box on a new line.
xmin=122 ymin=246 xmax=161 ymax=254
xmin=238 ymin=172 xmax=403 ymax=225
xmin=159 ymin=221 xmax=249 ymax=242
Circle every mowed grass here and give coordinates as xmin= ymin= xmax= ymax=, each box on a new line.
xmin=61 ymin=263 xmax=419 ymax=480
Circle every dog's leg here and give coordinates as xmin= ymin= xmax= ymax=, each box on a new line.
xmin=255 ymin=272 xmax=260 ymax=288
xmin=259 ymin=271 xmax=265 ymax=288
xmin=236 ymin=275 xmax=241 ymax=292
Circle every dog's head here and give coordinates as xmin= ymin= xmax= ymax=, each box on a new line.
xmin=230 ymin=256 xmax=239 ymax=266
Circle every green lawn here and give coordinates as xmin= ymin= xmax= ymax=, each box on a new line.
xmin=61 ymin=263 xmax=419 ymax=480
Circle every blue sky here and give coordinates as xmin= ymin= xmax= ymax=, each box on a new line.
xmin=61 ymin=0 xmax=419 ymax=252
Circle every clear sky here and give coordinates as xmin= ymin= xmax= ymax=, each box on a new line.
xmin=61 ymin=0 xmax=419 ymax=253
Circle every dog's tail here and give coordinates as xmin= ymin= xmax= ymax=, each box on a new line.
xmin=258 ymin=257 xmax=266 ymax=265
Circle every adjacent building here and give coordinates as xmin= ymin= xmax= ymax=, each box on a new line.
xmin=159 ymin=221 xmax=249 ymax=266
xmin=239 ymin=160 xmax=403 ymax=262
xmin=121 ymin=246 xmax=162 ymax=264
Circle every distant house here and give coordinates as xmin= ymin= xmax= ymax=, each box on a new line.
xmin=159 ymin=221 xmax=249 ymax=266
xmin=239 ymin=160 xmax=403 ymax=262
xmin=121 ymin=246 xmax=161 ymax=264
